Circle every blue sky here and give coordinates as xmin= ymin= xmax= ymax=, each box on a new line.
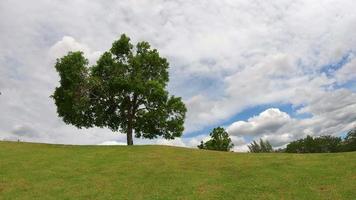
xmin=1 ymin=0 xmax=356 ymax=151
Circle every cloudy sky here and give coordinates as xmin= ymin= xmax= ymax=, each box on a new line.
xmin=1 ymin=0 xmax=356 ymax=151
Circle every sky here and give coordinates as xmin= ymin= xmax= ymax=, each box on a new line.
xmin=1 ymin=0 xmax=356 ymax=151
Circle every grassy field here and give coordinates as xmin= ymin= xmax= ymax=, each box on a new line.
xmin=0 ymin=141 xmax=355 ymax=200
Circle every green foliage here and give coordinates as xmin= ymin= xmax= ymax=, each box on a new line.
xmin=343 ymin=127 xmax=356 ymax=152
xmin=283 ymin=128 xmax=356 ymax=153
xmin=197 ymin=127 xmax=234 ymax=151
xmin=248 ymin=139 xmax=273 ymax=153
xmin=52 ymin=34 xmax=187 ymax=145
xmin=286 ymin=135 xmax=342 ymax=153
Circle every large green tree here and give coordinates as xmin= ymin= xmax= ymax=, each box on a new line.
xmin=52 ymin=34 xmax=187 ymax=145
xmin=197 ymin=127 xmax=234 ymax=151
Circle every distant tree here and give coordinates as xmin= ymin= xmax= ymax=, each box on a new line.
xmin=286 ymin=135 xmax=342 ymax=153
xmin=52 ymin=34 xmax=187 ymax=145
xmin=343 ymin=127 xmax=356 ymax=152
xmin=285 ymin=140 xmax=300 ymax=153
xmin=197 ymin=127 xmax=234 ymax=151
xmin=248 ymin=139 xmax=273 ymax=153
xmin=304 ymin=135 xmax=316 ymax=153
xmin=197 ymin=141 xmax=205 ymax=150
xmin=314 ymin=135 xmax=342 ymax=153
xmin=260 ymin=139 xmax=273 ymax=152
xmin=248 ymin=140 xmax=261 ymax=153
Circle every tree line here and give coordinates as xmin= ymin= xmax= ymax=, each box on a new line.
xmin=284 ymin=129 xmax=356 ymax=153
xmin=198 ymin=126 xmax=356 ymax=153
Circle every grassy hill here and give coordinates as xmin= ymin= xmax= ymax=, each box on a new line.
xmin=0 ymin=141 xmax=355 ymax=200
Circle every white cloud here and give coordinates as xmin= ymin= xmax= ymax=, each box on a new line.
xmin=227 ymin=108 xmax=291 ymax=137
xmin=98 ymin=141 xmax=126 ymax=146
xmin=232 ymin=144 xmax=249 ymax=153
xmin=227 ymin=108 xmax=297 ymax=147
xmin=227 ymin=89 xmax=356 ymax=147
xmin=230 ymin=135 xmax=246 ymax=146
xmin=49 ymin=36 xmax=101 ymax=65
xmin=335 ymin=55 xmax=356 ymax=84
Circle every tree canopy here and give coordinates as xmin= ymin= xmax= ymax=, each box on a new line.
xmin=197 ymin=127 xmax=234 ymax=151
xmin=52 ymin=34 xmax=187 ymax=145
xmin=248 ymin=139 xmax=273 ymax=153
xmin=285 ymin=135 xmax=342 ymax=153
xmin=343 ymin=127 xmax=356 ymax=152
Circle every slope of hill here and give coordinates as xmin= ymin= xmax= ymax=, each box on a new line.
xmin=0 ymin=141 xmax=355 ymax=199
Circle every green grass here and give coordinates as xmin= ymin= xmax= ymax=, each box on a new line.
xmin=0 ymin=141 xmax=355 ymax=200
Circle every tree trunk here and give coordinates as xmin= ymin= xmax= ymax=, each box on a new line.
xmin=126 ymin=94 xmax=136 ymax=146
xmin=127 ymin=112 xmax=134 ymax=145
xmin=127 ymin=127 xmax=133 ymax=145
